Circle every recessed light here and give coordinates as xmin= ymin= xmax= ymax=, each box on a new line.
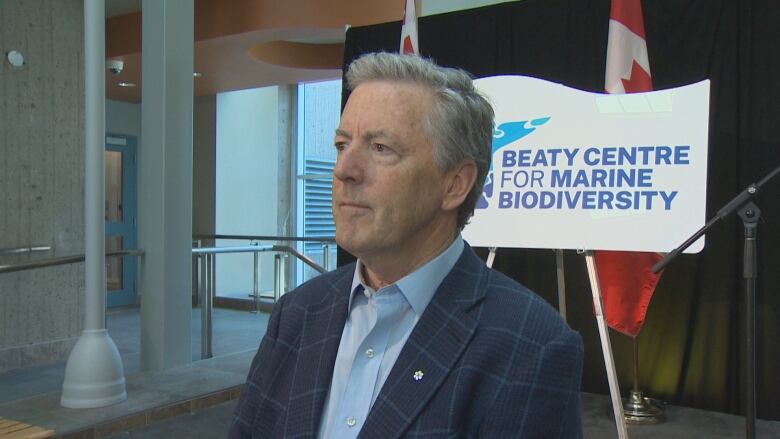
xmin=117 ymin=81 xmax=136 ymax=87
xmin=7 ymin=50 xmax=24 ymax=68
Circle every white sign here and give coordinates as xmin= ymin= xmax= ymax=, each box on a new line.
xmin=463 ymin=76 xmax=710 ymax=253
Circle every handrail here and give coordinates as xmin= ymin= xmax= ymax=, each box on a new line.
xmin=192 ymin=243 xmax=329 ymax=359
xmin=0 ymin=249 xmax=144 ymax=274
xmin=277 ymin=245 xmax=329 ymax=275
xmin=193 ymin=234 xmax=336 ymax=243
xmin=192 ymin=244 xmax=326 ymax=274
xmin=192 ymin=244 xmax=274 ymax=255
xmin=0 ymin=245 xmax=53 ymax=256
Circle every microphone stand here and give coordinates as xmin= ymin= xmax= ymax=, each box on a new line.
xmin=653 ymin=163 xmax=780 ymax=439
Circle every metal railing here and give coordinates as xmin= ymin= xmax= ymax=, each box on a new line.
xmin=1 ymin=236 xmax=334 ymax=362
xmin=192 ymin=240 xmax=331 ymax=359
xmin=0 ymin=249 xmax=144 ymax=274
xmin=0 ymin=245 xmax=53 ymax=256
xmin=193 ymin=234 xmax=335 ymax=243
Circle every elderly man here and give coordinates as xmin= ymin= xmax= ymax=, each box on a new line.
xmin=230 ymin=52 xmax=583 ymax=438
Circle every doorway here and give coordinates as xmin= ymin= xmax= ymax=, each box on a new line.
xmin=105 ymin=134 xmax=138 ymax=307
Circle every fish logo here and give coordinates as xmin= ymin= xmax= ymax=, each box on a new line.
xmin=476 ymin=117 xmax=550 ymax=209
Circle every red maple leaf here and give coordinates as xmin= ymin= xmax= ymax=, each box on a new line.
xmin=621 ymin=60 xmax=652 ymax=93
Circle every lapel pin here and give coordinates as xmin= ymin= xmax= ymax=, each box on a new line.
xmin=413 ymin=370 xmax=424 ymax=381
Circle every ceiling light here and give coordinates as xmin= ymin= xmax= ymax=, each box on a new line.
xmin=6 ymin=50 xmax=24 ymax=68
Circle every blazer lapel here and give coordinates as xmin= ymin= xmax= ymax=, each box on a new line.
xmin=358 ymin=246 xmax=488 ymax=438
xmin=283 ymin=267 xmax=353 ymax=437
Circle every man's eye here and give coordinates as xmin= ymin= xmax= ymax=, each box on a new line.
xmin=334 ymin=142 xmax=346 ymax=152
xmin=373 ymin=143 xmax=387 ymax=153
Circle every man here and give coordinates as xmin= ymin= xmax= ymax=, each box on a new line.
xmin=230 ymin=52 xmax=583 ymax=438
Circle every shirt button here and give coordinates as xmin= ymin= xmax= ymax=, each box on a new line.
xmin=346 ymin=416 xmax=357 ymax=427
xmin=365 ymin=348 xmax=375 ymax=358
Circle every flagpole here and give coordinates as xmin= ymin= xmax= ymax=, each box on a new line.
xmin=584 ymin=251 xmax=628 ymax=439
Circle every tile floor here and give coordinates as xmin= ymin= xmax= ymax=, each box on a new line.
xmin=105 ymin=392 xmax=780 ymax=438
xmin=0 ymin=306 xmax=268 ymax=437
xmin=0 ymin=307 xmax=269 ymax=404
xmin=1 ymin=306 xmax=779 ymax=438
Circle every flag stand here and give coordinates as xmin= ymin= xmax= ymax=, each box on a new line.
xmin=486 ymin=247 xmax=497 ymax=268
xmin=554 ymin=249 xmax=567 ymax=321
xmin=623 ymin=336 xmax=664 ymax=424
xmin=584 ymin=250 xmax=629 ymax=439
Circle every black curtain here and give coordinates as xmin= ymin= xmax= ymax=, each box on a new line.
xmin=338 ymin=0 xmax=780 ymax=420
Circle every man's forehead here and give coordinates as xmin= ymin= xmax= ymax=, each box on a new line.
xmin=335 ymin=81 xmax=434 ymax=144
xmin=341 ymin=81 xmax=432 ymax=122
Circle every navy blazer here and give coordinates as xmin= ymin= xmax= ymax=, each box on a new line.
xmin=230 ymin=244 xmax=583 ymax=438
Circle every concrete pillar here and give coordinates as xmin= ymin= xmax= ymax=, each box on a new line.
xmin=276 ymin=85 xmax=295 ymax=237
xmin=139 ymin=0 xmax=194 ymax=371
xmin=277 ymin=85 xmax=297 ymax=287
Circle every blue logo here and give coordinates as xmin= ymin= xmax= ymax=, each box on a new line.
xmin=476 ymin=117 xmax=550 ymax=209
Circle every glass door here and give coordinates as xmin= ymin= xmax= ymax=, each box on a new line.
xmin=105 ymin=134 xmax=137 ymax=307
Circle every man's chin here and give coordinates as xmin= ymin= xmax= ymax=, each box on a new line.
xmin=335 ymin=240 xmax=358 ymax=255
xmin=334 ymin=234 xmax=370 ymax=260
xmin=334 ymin=234 xmax=356 ymax=255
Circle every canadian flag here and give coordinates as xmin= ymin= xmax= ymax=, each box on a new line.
xmin=400 ymin=0 xmax=418 ymax=55
xmin=605 ymin=0 xmax=652 ymax=94
xmin=596 ymin=0 xmax=663 ymax=337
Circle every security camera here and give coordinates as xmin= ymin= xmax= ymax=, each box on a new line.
xmin=107 ymin=60 xmax=124 ymax=75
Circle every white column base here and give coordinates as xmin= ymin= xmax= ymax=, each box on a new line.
xmin=61 ymin=329 xmax=126 ymax=408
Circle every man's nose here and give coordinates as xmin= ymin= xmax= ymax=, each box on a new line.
xmin=333 ymin=144 xmax=364 ymax=183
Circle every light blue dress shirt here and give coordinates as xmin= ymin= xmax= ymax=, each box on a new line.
xmin=318 ymin=236 xmax=464 ymax=439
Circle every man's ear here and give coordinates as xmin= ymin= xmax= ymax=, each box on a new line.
xmin=442 ymin=160 xmax=477 ymax=212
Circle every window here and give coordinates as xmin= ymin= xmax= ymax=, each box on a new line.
xmin=296 ymin=80 xmax=342 ymax=283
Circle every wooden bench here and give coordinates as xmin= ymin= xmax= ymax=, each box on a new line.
xmin=0 ymin=418 xmax=53 ymax=439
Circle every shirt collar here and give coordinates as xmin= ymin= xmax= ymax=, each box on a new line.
xmin=348 ymin=235 xmax=464 ymax=316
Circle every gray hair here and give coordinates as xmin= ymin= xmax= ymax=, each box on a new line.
xmin=345 ymin=52 xmax=494 ymax=230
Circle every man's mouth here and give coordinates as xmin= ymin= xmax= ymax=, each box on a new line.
xmin=339 ymin=202 xmax=370 ymax=210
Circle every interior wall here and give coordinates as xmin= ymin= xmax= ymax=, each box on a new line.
xmin=193 ymin=95 xmax=216 ymax=241
xmin=106 ymin=99 xmax=141 ymax=137
xmin=215 ymin=86 xmax=280 ymax=296
xmin=0 ymin=0 xmax=84 ymax=372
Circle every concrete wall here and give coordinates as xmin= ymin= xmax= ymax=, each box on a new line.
xmin=0 ymin=0 xmax=84 ymax=372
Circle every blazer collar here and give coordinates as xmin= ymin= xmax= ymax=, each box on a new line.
xmin=283 ymin=264 xmax=354 ymax=437
xmin=358 ymin=244 xmax=488 ymax=438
